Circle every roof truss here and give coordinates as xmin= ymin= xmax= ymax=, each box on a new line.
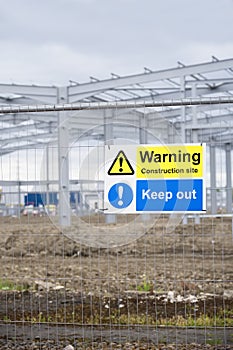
xmin=1 ymin=57 xmax=233 ymax=154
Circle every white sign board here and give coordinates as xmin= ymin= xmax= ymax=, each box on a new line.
xmin=104 ymin=144 xmax=206 ymax=214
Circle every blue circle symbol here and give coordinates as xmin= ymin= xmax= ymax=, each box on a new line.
xmin=108 ymin=183 xmax=133 ymax=209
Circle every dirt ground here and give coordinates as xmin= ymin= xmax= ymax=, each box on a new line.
xmin=0 ymin=214 xmax=233 ymax=349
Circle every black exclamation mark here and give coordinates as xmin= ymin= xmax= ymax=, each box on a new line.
xmin=119 ymin=157 xmax=123 ymax=172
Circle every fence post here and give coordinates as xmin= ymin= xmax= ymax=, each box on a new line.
xmin=58 ymin=87 xmax=71 ymax=226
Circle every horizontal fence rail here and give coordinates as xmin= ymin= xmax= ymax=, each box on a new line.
xmin=0 ymin=96 xmax=233 ymax=114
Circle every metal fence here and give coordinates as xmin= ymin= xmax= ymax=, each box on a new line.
xmin=0 ymin=100 xmax=233 ymax=349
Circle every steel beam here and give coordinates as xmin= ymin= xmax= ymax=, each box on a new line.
xmin=68 ymin=59 xmax=233 ymax=102
xmin=0 ymin=83 xmax=57 ymax=104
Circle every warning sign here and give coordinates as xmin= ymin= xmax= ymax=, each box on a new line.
xmin=108 ymin=150 xmax=134 ymax=175
xmin=105 ymin=144 xmax=206 ymax=213
xmin=137 ymin=145 xmax=204 ymax=179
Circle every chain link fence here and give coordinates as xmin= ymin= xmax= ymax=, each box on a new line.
xmin=0 ymin=99 xmax=232 ymax=349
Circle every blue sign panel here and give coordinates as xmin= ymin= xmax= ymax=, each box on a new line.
xmin=136 ymin=179 xmax=204 ymax=212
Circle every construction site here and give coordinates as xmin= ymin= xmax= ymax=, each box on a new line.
xmin=0 ymin=58 xmax=233 ymax=349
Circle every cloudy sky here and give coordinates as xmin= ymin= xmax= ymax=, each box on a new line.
xmin=0 ymin=0 xmax=232 ymax=86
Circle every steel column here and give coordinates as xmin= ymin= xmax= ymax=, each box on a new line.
xmin=104 ymin=109 xmax=114 ymax=146
xmin=191 ymin=84 xmax=198 ymax=143
xmin=225 ymin=143 xmax=232 ymax=213
xmin=104 ymin=109 xmax=116 ymax=224
xmin=46 ymin=145 xmax=50 ymax=206
xmin=58 ymin=87 xmax=71 ymax=226
xmin=180 ymin=75 xmax=186 ymax=142
xmin=209 ymin=144 xmax=217 ymax=214
xmin=139 ymin=114 xmax=148 ymax=144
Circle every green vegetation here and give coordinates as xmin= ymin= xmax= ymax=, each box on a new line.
xmin=25 ymin=312 xmax=52 ymax=324
xmin=11 ymin=309 xmax=232 ymax=328
xmin=0 ymin=279 xmax=29 ymax=291
xmin=104 ymin=313 xmax=233 ymax=327
xmin=2 ymin=311 xmax=233 ymax=328
xmin=137 ymin=280 xmax=153 ymax=292
xmin=136 ymin=275 xmax=154 ymax=292
xmin=206 ymin=338 xmax=222 ymax=346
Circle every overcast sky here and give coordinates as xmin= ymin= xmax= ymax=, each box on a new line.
xmin=0 ymin=0 xmax=233 ymax=86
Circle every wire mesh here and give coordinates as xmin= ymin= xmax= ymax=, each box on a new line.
xmin=0 ymin=100 xmax=233 ymax=350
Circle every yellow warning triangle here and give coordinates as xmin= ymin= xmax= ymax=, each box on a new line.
xmin=108 ymin=150 xmax=134 ymax=175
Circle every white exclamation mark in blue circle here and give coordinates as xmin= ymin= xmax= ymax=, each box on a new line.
xmin=118 ymin=185 xmax=123 ymax=206
xmin=108 ymin=182 xmax=133 ymax=209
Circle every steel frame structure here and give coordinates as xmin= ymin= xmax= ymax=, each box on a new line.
xmin=0 ymin=57 xmax=233 ymax=224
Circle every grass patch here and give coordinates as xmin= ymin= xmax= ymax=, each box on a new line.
xmin=137 ymin=278 xmax=153 ymax=292
xmin=70 ymin=310 xmax=233 ymax=327
xmin=3 ymin=311 xmax=233 ymax=327
xmin=0 ymin=279 xmax=29 ymax=291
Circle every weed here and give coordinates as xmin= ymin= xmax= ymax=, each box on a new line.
xmin=3 ymin=315 xmax=11 ymax=322
xmin=137 ymin=278 xmax=153 ymax=292
xmin=206 ymin=338 xmax=222 ymax=345
xmin=25 ymin=313 xmax=52 ymax=324
xmin=0 ymin=279 xmax=29 ymax=291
